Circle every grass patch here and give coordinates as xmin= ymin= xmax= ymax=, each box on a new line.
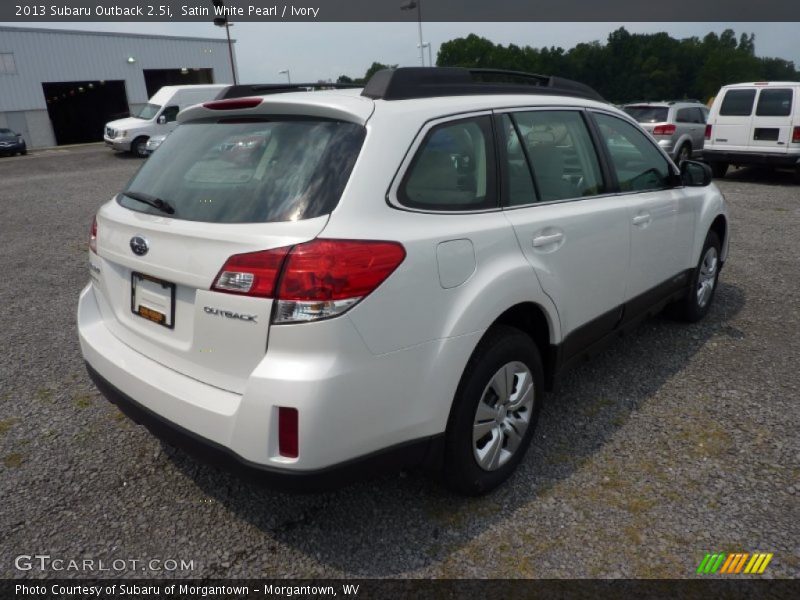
xmin=35 ymin=388 xmax=53 ymax=402
xmin=3 ymin=453 xmax=24 ymax=468
xmin=74 ymin=394 xmax=93 ymax=409
xmin=0 ymin=418 xmax=17 ymax=437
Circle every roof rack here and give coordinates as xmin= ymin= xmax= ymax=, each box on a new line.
xmin=217 ymin=82 xmax=362 ymax=100
xmin=361 ymin=67 xmax=604 ymax=102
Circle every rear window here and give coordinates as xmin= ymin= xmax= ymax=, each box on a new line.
xmin=719 ymin=89 xmax=756 ymax=116
xmin=623 ymin=106 xmax=669 ymax=123
xmin=120 ymin=119 xmax=365 ymax=223
xmin=756 ymin=89 xmax=793 ymax=117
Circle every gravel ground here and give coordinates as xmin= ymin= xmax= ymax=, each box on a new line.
xmin=0 ymin=146 xmax=798 ymax=579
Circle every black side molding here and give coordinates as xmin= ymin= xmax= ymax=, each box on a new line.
xmin=86 ymin=363 xmax=443 ymax=492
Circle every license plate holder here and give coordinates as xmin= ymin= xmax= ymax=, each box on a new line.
xmin=131 ymin=272 xmax=176 ymax=328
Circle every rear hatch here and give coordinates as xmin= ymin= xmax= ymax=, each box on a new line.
xmin=709 ymin=86 xmax=797 ymax=153
xmin=623 ymin=105 xmax=669 ymax=136
xmin=90 ymin=112 xmax=366 ymax=394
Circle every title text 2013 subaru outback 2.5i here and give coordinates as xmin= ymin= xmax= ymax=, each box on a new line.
xmin=78 ymin=68 xmax=729 ymax=495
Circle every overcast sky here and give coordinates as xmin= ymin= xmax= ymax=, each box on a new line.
xmin=7 ymin=22 xmax=800 ymax=83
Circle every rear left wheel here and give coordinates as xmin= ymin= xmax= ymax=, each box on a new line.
xmin=444 ymin=325 xmax=544 ymax=496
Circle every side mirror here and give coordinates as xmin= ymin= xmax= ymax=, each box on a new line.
xmin=680 ymin=160 xmax=712 ymax=187
xmin=157 ymin=115 xmax=167 ymax=125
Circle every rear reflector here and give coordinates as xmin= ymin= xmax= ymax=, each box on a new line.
xmin=705 ymin=124 xmax=712 ymax=140
xmin=89 ymin=216 xmax=98 ymax=254
xmin=278 ymin=407 xmax=298 ymax=458
xmin=792 ymin=126 xmax=800 ymax=144
xmin=203 ymin=97 xmax=263 ymax=111
xmin=653 ymin=124 xmax=676 ymax=136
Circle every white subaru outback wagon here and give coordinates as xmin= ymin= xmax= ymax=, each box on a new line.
xmin=78 ymin=68 xmax=729 ymax=495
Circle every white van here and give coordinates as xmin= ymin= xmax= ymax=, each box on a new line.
xmin=703 ymin=81 xmax=800 ymax=177
xmin=104 ymin=85 xmax=228 ymax=156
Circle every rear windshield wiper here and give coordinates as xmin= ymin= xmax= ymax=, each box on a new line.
xmin=122 ymin=190 xmax=175 ymax=215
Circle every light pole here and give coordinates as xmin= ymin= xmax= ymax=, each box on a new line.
xmin=278 ymin=69 xmax=291 ymax=84
xmin=212 ymin=1 xmax=238 ymax=84
xmin=400 ymin=0 xmax=425 ymax=67
xmin=420 ymin=42 xmax=433 ymax=67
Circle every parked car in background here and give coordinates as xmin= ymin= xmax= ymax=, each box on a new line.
xmin=0 ymin=128 xmax=27 ymax=156
xmin=623 ymin=101 xmax=709 ymax=164
xmin=104 ymin=84 xmax=227 ymax=157
xmin=703 ymin=81 xmax=800 ymax=177
xmin=79 ymin=68 xmax=729 ymax=495
xmin=144 ymin=133 xmax=169 ymax=156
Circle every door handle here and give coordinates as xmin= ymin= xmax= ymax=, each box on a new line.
xmin=532 ymin=232 xmax=564 ymax=247
xmin=632 ymin=213 xmax=651 ymax=227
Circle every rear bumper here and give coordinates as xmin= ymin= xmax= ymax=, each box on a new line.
xmin=85 ymin=362 xmax=440 ymax=491
xmin=703 ymin=149 xmax=800 ymax=168
xmin=78 ymin=283 xmax=470 ymax=488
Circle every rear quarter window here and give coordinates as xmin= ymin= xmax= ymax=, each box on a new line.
xmin=119 ymin=119 xmax=365 ymax=223
xmin=719 ymin=89 xmax=756 ymax=116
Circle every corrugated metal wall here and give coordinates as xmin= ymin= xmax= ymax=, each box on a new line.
xmin=0 ymin=26 xmax=235 ymax=112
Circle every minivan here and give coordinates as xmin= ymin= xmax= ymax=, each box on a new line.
xmin=703 ymin=81 xmax=800 ymax=177
xmin=104 ymin=84 xmax=228 ymax=157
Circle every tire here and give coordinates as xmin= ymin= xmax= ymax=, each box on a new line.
xmin=444 ymin=325 xmax=544 ymax=495
xmin=676 ymin=143 xmax=691 ymax=164
xmin=711 ymin=162 xmax=728 ymax=178
xmin=669 ymin=230 xmax=721 ymax=323
xmin=21 ymin=148 xmax=27 ymax=156
xmin=131 ymin=137 xmax=149 ymax=158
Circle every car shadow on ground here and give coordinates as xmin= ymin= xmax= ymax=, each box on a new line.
xmin=721 ymin=166 xmax=799 ymax=186
xmin=164 ymin=282 xmax=745 ymax=577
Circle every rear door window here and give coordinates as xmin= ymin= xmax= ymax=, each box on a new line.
xmin=120 ymin=119 xmax=365 ymax=223
xmin=755 ymin=89 xmax=793 ymax=117
xmin=507 ymin=110 xmax=604 ymax=203
xmin=719 ymin=90 xmax=757 ymax=116
xmin=399 ymin=116 xmax=497 ymax=211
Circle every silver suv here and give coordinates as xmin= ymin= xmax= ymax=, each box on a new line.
xmin=623 ymin=101 xmax=709 ymax=163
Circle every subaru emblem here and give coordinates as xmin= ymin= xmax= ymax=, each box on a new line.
xmin=130 ymin=235 xmax=149 ymax=256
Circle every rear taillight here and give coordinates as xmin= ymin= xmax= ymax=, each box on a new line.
xmin=652 ymin=124 xmax=676 ymax=136
xmin=211 ymin=239 xmax=406 ymax=323
xmin=211 ymin=247 xmax=291 ymax=297
xmin=278 ymin=407 xmax=299 ymax=458
xmin=89 ymin=216 xmax=98 ymax=254
xmin=792 ymin=126 xmax=800 ymax=144
xmin=705 ymin=124 xmax=712 ymax=140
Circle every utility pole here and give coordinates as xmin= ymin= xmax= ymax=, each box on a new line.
xmin=212 ymin=1 xmax=238 ymax=84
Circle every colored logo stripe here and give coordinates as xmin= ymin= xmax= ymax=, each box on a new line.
xmin=699 ymin=552 xmax=773 ymax=574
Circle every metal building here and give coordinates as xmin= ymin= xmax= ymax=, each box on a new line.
xmin=0 ymin=26 xmax=236 ymax=148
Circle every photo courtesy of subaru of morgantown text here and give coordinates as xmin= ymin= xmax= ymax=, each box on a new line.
xmin=1 ymin=0 xmax=799 ymax=593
